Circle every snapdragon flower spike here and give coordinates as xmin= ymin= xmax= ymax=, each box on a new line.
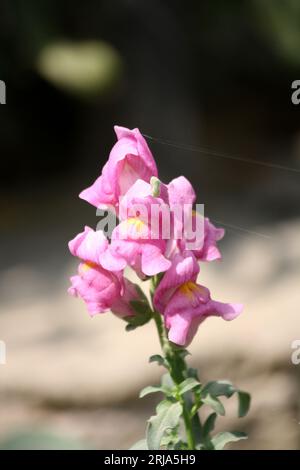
xmin=68 ymin=226 xmax=139 ymax=316
xmin=79 ymin=126 xmax=158 ymax=213
xmin=154 ymin=252 xmax=243 ymax=346
xmin=101 ymin=179 xmax=172 ymax=277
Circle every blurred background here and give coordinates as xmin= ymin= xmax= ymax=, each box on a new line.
xmin=0 ymin=0 xmax=300 ymax=449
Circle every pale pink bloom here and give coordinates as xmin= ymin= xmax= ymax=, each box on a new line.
xmin=68 ymin=225 xmax=108 ymax=265
xmin=101 ymin=180 xmax=171 ymax=277
xmin=68 ymin=263 xmax=138 ymax=317
xmin=193 ymin=217 xmax=225 ymax=261
xmin=79 ymin=126 xmax=158 ymax=212
xmin=176 ymin=215 xmax=225 ymax=262
xmin=68 ymin=226 xmax=138 ymax=316
xmin=167 ymin=175 xmax=196 ymax=208
xmin=165 ymin=176 xmax=224 ymax=261
xmin=154 ymin=252 xmax=243 ymax=346
xmin=167 ymin=176 xmax=196 ymax=239
xmin=153 ymin=251 xmax=199 ymax=313
xmin=109 ymin=278 xmax=140 ymax=317
xmin=163 ymin=176 xmax=197 ymax=258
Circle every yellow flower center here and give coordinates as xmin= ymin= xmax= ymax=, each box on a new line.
xmin=179 ymin=281 xmax=204 ymax=299
xmin=126 ymin=217 xmax=146 ymax=233
xmin=81 ymin=261 xmax=97 ymax=272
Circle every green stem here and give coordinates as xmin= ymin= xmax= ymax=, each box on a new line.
xmin=152 ymin=311 xmax=201 ymax=450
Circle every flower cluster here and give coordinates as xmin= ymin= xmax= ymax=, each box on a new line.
xmin=68 ymin=126 xmax=243 ymax=346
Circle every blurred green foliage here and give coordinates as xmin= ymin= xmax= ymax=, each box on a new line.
xmin=37 ymin=40 xmax=123 ymax=99
xmin=1 ymin=0 xmax=300 ymax=185
xmin=0 ymin=429 xmax=88 ymax=450
xmin=255 ymin=0 xmax=300 ymax=66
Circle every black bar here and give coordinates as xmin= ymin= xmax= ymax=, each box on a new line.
xmin=0 ymin=450 xmax=298 ymax=467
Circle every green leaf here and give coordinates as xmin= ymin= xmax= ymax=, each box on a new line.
xmin=201 ymin=380 xmax=236 ymax=398
xmin=125 ymin=301 xmax=152 ymax=331
xmin=195 ymin=443 xmax=205 ymax=450
xmin=160 ymin=427 xmax=182 ymax=450
xmin=129 ymin=300 xmax=151 ymax=316
xmin=201 ymin=394 xmax=225 ymax=416
xmin=156 ymin=398 xmax=176 ymax=413
xmin=201 ymin=381 xmax=251 ymax=419
xmin=178 ymin=378 xmax=201 ymax=395
xmin=149 ymin=355 xmax=166 ymax=367
xmin=177 ymin=348 xmax=191 ymax=359
xmin=161 ymin=373 xmax=174 ymax=390
xmin=238 ymin=391 xmax=251 ymax=418
xmin=187 ymin=367 xmax=200 ymax=380
xmin=211 ymin=431 xmax=247 ymax=450
xmin=146 ymin=401 xmax=182 ymax=450
xmin=139 ymin=385 xmax=168 ymax=398
xmin=129 ymin=439 xmax=148 ymax=450
xmin=133 ymin=284 xmax=149 ymax=302
xmin=202 ymin=412 xmax=217 ymax=436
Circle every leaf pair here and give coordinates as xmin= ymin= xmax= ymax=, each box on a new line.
xmin=200 ymin=380 xmax=251 ymax=418
xmin=198 ymin=380 xmax=250 ymax=450
xmin=139 ymin=375 xmax=200 ymax=401
xmin=138 ymin=374 xmax=201 ymax=450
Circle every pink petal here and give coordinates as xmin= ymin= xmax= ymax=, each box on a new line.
xmin=141 ymin=244 xmax=171 ymax=276
xmin=68 ymin=263 xmax=122 ymax=316
xmin=195 ymin=218 xmax=225 ymax=261
xmin=154 ymin=252 xmax=199 ymax=313
xmin=100 ymin=246 xmax=127 ymax=271
xmin=68 ymin=226 xmax=108 ymax=264
xmin=111 ymin=279 xmax=139 ymax=317
xmin=206 ymin=300 xmax=243 ymax=320
xmin=79 ymin=175 xmax=114 ymax=209
xmin=166 ymin=312 xmax=191 ymax=346
xmin=168 ymin=176 xmax=196 ymax=207
xmin=114 ymin=126 xmax=158 ymax=179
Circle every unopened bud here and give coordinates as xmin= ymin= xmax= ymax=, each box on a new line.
xmin=150 ymin=176 xmax=161 ymax=197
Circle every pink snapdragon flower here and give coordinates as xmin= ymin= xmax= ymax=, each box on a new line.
xmin=167 ymin=176 xmax=196 ymax=241
xmin=79 ymin=126 xmax=158 ymax=212
xmin=164 ymin=176 xmax=224 ymax=261
xmin=69 ymin=225 xmax=108 ymax=264
xmin=153 ymin=252 xmax=243 ymax=346
xmin=177 ymin=214 xmax=225 ymax=262
xmin=101 ymin=179 xmax=172 ymax=277
xmin=192 ymin=216 xmax=224 ymax=261
xmin=68 ymin=226 xmax=139 ymax=316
